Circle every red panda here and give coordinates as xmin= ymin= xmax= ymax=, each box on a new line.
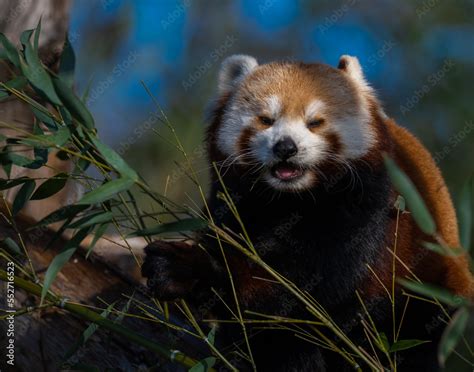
xmin=142 ymin=55 xmax=474 ymax=371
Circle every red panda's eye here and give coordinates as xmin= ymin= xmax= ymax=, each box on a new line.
xmin=308 ymin=119 xmax=325 ymax=128
xmin=258 ymin=116 xmax=274 ymax=126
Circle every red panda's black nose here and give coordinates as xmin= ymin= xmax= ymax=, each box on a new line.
xmin=273 ymin=137 xmax=298 ymax=160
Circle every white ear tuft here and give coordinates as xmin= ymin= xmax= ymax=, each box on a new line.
xmin=218 ymin=54 xmax=258 ymax=94
xmin=338 ymin=55 xmax=386 ymax=117
xmin=337 ymin=55 xmax=370 ymax=91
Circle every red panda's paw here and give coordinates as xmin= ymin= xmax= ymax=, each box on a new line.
xmin=141 ymin=240 xmax=201 ymax=301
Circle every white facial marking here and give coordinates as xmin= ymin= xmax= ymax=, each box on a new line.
xmin=266 ymin=95 xmax=281 ymax=118
xmin=339 ymin=55 xmax=371 ymax=93
xmin=214 ymin=57 xmax=381 ymax=192
xmin=305 ymin=99 xmax=326 ymax=120
xmin=217 ymin=100 xmax=253 ymax=156
xmin=217 ymin=95 xmax=283 ymax=156
xmin=331 ymin=106 xmax=375 ymax=159
xmin=250 ymin=116 xmax=330 ymax=191
xmin=251 ymin=118 xmax=328 ymax=164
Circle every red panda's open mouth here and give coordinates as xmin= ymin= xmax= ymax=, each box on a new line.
xmin=271 ymin=163 xmax=305 ymax=181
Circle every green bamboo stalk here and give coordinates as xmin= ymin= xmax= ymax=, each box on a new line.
xmin=0 ymin=269 xmax=207 ymax=371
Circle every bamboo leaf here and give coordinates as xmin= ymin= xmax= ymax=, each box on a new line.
xmin=399 ymin=279 xmax=467 ymax=307
xmin=78 ymin=178 xmax=135 ymax=205
xmin=0 ymin=177 xmax=30 ymax=191
xmin=438 ymin=307 xmax=470 ymax=366
xmin=0 ymin=76 xmax=28 ymax=100
xmin=40 ymin=228 xmax=90 ymax=304
xmin=33 ymin=121 xmax=44 ymax=136
xmin=0 ymin=270 xmax=199 ymax=369
xmin=389 ymin=339 xmax=429 ymax=352
xmin=12 ymin=179 xmax=36 ymax=215
xmin=4 ymin=145 xmax=48 ymax=170
xmin=394 ymin=195 xmax=406 ymax=212
xmin=189 ymin=357 xmax=217 ymax=372
xmin=59 ymin=105 xmax=73 ymax=126
xmin=68 ymin=211 xmax=114 ymax=229
xmin=45 ymin=217 xmax=75 ymax=251
xmin=51 ymin=126 xmax=72 ymax=146
xmin=422 ymin=242 xmax=462 ymax=257
xmin=81 ymin=77 xmax=94 ymax=103
xmin=130 ymin=218 xmax=207 ymax=237
xmin=52 ymin=76 xmax=94 ymax=129
xmin=113 ymin=294 xmax=133 ymax=325
xmin=0 ymin=33 xmax=20 ymax=67
xmin=30 ymin=173 xmax=68 ymax=200
xmin=33 ymin=18 xmax=41 ymax=51
xmin=20 ymin=37 xmax=62 ymax=105
xmin=207 ymin=325 xmax=216 ymax=346
xmin=59 ymin=33 xmax=76 ymax=87
xmin=34 ymin=204 xmax=89 ymax=228
xmin=31 ymin=106 xmax=58 ymax=130
xmin=20 ymin=126 xmax=71 ymax=148
xmin=457 ymin=175 xmax=473 ymax=251
xmin=384 ymin=155 xmax=436 ymax=235
xmin=0 ymin=149 xmax=47 ymax=170
xmin=19 ymin=29 xmax=34 ymax=48
xmin=63 ymin=302 xmax=115 ymax=362
xmin=3 ymin=163 xmax=12 ymax=177
xmin=1 ymin=237 xmax=22 ymax=256
xmin=91 ymin=138 xmax=138 ymax=180
xmin=75 ymin=157 xmax=91 ymax=173
xmin=377 ymin=332 xmax=390 ymax=352
xmin=85 ymin=223 xmax=109 ymax=259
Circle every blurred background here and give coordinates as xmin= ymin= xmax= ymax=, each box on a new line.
xmin=69 ymin=0 xmax=474 ymax=208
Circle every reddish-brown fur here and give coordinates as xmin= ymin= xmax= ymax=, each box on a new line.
xmin=384 ymin=120 xmax=473 ymax=298
xmin=205 ymin=60 xmax=474 ymax=304
xmin=142 ymin=56 xmax=474 ymax=370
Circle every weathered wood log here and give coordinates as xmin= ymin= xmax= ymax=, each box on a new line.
xmin=0 ymin=0 xmax=70 ymax=54
xmin=0 ymin=209 xmax=199 ymax=371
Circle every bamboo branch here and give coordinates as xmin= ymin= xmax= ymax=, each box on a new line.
xmin=0 ymin=269 xmax=208 ymax=371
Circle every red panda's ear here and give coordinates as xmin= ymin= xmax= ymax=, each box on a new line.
xmin=218 ymin=54 xmax=258 ymax=94
xmin=338 ymin=55 xmax=386 ymax=118
xmin=337 ymin=55 xmax=371 ymax=92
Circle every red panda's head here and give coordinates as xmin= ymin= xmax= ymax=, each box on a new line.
xmin=209 ymin=54 xmax=385 ymax=192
